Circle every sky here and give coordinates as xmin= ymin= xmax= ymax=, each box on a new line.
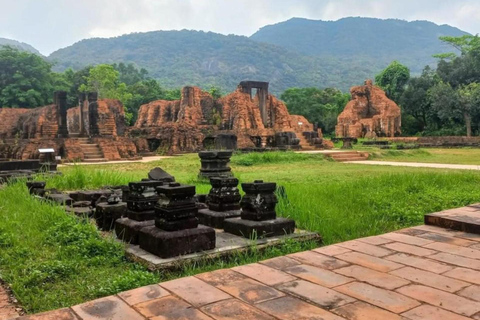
xmin=1 ymin=0 xmax=479 ymax=55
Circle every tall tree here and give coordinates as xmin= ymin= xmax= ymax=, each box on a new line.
xmin=0 ymin=47 xmax=54 ymax=108
xmin=375 ymin=61 xmax=410 ymax=103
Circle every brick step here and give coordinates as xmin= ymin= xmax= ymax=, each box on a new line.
xmin=425 ymin=204 xmax=480 ymax=234
xmin=84 ymin=153 xmax=104 ymax=158
xmin=79 ymin=144 xmax=99 ymax=147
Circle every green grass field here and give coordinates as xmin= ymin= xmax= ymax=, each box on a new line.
xmin=361 ymin=147 xmax=480 ymax=165
xmin=2 ymin=151 xmax=480 ymax=313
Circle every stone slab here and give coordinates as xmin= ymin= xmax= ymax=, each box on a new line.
xmin=197 ymin=208 xmax=241 ymax=229
xmin=223 ymin=217 xmax=295 ymax=238
xmin=115 ymin=218 xmax=155 ymax=245
xmin=425 ymin=205 xmax=480 ymax=234
xmin=126 ymin=228 xmax=320 ymax=271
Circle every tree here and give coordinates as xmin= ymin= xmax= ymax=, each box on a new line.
xmin=0 ymin=47 xmax=55 ymax=108
xmin=429 ymin=82 xmax=480 ymax=137
xmin=281 ymin=87 xmax=349 ymax=135
xmin=375 ymin=61 xmax=410 ymax=103
xmin=400 ymin=66 xmax=439 ymax=133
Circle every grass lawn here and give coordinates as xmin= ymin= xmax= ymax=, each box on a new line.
xmin=2 ymin=151 xmax=480 ymax=313
xmin=359 ymin=147 xmax=480 ymax=165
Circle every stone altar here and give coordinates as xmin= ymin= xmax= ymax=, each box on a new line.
xmin=197 ymin=177 xmax=241 ymax=228
xmin=223 ymin=180 xmax=295 ymax=238
xmin=138 ymin=182 xmax=216 ymax=258
xmin=198 ymin=150 xmax=233 ymax=178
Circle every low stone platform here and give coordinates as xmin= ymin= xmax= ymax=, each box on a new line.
xmin=425 ymin=203 xmax=480 ymax=233
xmin=126 ymin=228 xmax=320 ymax=271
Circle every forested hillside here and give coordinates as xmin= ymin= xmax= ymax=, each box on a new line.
xmin=0 ymin=37 xmax=41 ymax=55
xmin=251 ymin=17 xmax=468 ymax=74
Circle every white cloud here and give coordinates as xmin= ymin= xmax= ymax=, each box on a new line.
xmin=0 ymin=0 xmax=478 ymax=55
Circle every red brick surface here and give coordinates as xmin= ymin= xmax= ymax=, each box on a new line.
xmin=18 ymin=212 xmax=480 ymax=320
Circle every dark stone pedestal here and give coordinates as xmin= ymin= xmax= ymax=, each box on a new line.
xmin=127 ymin=210 xmax=155 ymax=221
xmin=139 ymin=225 xmax=216 ymax=258
xmin=223 ymin=217 xmax=295 ymax=239
xmin=96 ymin=202 xmax=127 ymax=231
xmin=69 ymin=190 xmax=114 ymax=207
xmin=197 ymin=209 xmax=241 ymax=229
xmin=115 ymin=218 xmax=155 ymax=244
xmin=198 ymin=150 xmax=233 ymax=178
xmin=45 ymin=193 xmax=74 ymax=206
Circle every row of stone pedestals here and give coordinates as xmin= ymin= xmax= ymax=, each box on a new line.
xmin=26 ymin=163 xmax=296 ymax=260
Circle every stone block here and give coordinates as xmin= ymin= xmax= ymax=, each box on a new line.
xmin=223 ymin=217 xmax=295 ymax=239
xmin=197 ymin=208 xmax=241 ymax=229
xmin=115 ymin=217 xmax=155 ymax=244
xmin=138 ymin=225 xmax=216 ymax=258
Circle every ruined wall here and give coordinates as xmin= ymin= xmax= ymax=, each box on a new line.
xmin=336 ymin=80 xmax=401 ymax=138
xmin=67 ymin=99 xmax=126 ymax=137
xmin=0 ymin=105 xmax=59 ymax=139
xmin=134 ymin=85 xmax=326 ymax=152
xmin=93 ymin=137 xmax=138 ymax=160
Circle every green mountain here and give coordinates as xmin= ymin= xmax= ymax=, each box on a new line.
xmin=47 ymin=17 xmax=469 ymax=93
xmin=251 ymin=17 xmax=469 ymax=74
xmin=0 ymin=38 xmax=41 ymax=55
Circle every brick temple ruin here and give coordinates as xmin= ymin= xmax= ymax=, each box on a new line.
xmin=335 ymin=79 xmax=401 ymax=138
xmin=0 ymin=81 xmax=331 ymax=162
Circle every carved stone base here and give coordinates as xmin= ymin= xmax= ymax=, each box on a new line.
xmin=223 ymin=217 xmax=295 ymax=239
xmin=197 ymin=209 xmax=241 ymax=229
xmin=115 ymin=217 xmax=155 ymax=244
xmin=138 ymin=225 xmax=216 ymax=258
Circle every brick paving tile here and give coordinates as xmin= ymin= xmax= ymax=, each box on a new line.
xmin=134 ymin=295 xmax=212 ymax=320
xmin=259 ymin=256 xmax=300 ymax=270
xmin=14 ymin=309 xmax=79 ymax=320
xmin=71 ymin=296 xmax=144 ymax=320
xmin=458 ymin=285 xmax=480 ymax=302
xmin=418 ymin=232 xmax=477 ymax=247
xmin=232 ymin=263 xmax=296 ymax=285
xmin=335 ymin=265 xmax=410 ymax=290
xmin=444 ymin=267 xmax=480 ymax=285
xmin=288 ymin=251 xmax=350 ymax=270
xmin=336 ymin=240 xmax=393 ymax=257
xmin=313 ymin=245 xmax=352 ymax=256
xmin=284 ymin=264 xmax=354 ymax=288
xmin=469 ymin=243 xmax=480 ymax=251
xmin=160 ymin=276 xmax=231 ymax=307
xmin=390 ymin=266 xmax=469 ymax=292
xmin=383 ymin=242 xmax=436 ymax=257
xmin=277 ymin=280 xmax=355 ymax=309
xmin=356 ymin=235 xmax=393 ymax=245
xmin=429 ymin=252 xmax=480 ymax=270
xmin=401 ymin=305 xmax=473 ymax=320
xmin=335 ymin=251 xmax=403 ymax=272
xmin=195 ymin=269 xmax=246 ymax=287
xmin=332 ymin=301 xmax=404 ymax=320
xmin=335 ymin=282 xmax=420 ymax=313
xmin=411 ymin=225 xmax=463 ymax=236
xmin=397 ymin=284 xmax=480 ymax=316
xmin=379 ymin=232 xmax=434 ymax=246
xmin=385 ymin=253 xmax=453 ymax=274
xmin=396 ymin=228 xmax=429 ymax=236
xmin=201 ymin=299 xmax=276 ymax=320
xmin=425 ymin=242 xmax=480 ymax=259
xmin=216 ymin=278 xmax=284 ymax=304
xmin=117 ymin=284 xmax=169 ymax=306
xmin=256 ymin=296 xmax=345 ymax=320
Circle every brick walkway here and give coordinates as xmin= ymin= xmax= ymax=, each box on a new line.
xmin=14 ymin=223 xmax=480 ymax=319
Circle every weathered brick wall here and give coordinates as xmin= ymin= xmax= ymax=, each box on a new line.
xmin=0 ymin=108 xmax=30 ymax=138
xmin=93 ymin=137 xmax=138 ymax=160
xmin=0 ymin=105 xmax=59 ymax=139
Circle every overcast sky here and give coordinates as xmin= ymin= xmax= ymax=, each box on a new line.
xmin=1 ymin=0 xmax=479 ymax=55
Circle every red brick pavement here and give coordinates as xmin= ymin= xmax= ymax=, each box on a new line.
xmin=14 ymin=218 xmax=480 ymax=319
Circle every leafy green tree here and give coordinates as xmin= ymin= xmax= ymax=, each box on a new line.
xmin=0 ymin=47 xmax=54 ymax=108
xmin=429 ymin=82 xmax=480 ymax=137
xmin=375 ymin=61 xmax=410 ymax=102
xmin=113 ymin=63 xmax=149 ymax=86
xmin=281 ymin=87 xmax=349 ymax=135
xmin=400 ymin=66 xmax=439 ymax=133
xmin=208 ymin=86 xmax=223 ymax=99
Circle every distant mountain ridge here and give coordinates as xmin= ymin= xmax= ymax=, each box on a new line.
xmin=2 ymin=17 xmax=471 ymax=93
xmin=0 ymin=38 xmax=41 ymax=55
xmin=250 ymin=17 xmax=469 ymax=74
